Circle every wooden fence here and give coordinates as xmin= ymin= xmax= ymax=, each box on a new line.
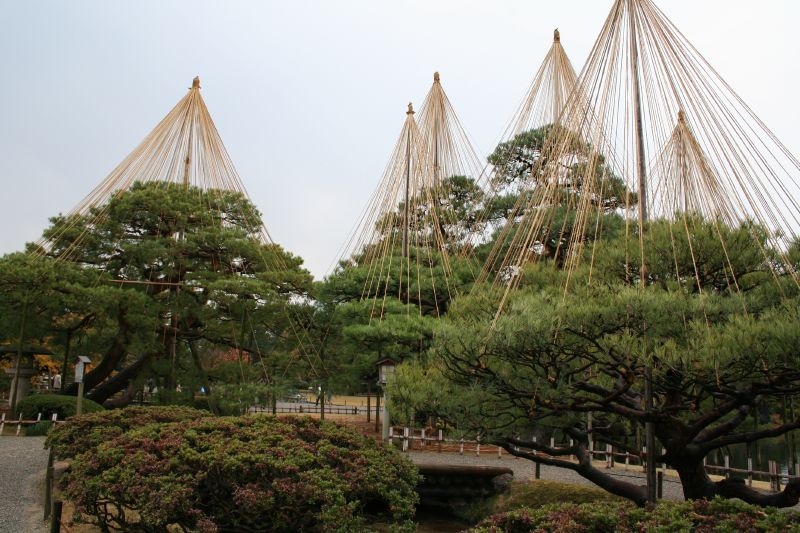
xmin=387 ymin=426 xmax=798 ymax=492
xmin=250 ymin=405 xmax=368 ymax=416
xmin=0 ymin=412 xmax=62 ymax=436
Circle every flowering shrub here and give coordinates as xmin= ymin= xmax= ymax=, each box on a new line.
xmin=63 ymin=415 xmax=419 ymax=532
xmin=46 ymin=405 xmax=212 ymax=459
xmin=469 ymin=498 xmax=800 ymax=533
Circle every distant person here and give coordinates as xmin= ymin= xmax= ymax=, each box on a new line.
xmin=52 ymin=373 xmax=62 ymax=390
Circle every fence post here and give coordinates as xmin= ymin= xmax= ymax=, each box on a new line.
xmin=388 ymin=426 xmax=394 ymax=444
xmin=497 ymin=445 xmax=502 ymax=459
xmin=459 ymin=438 xmax=464 ymax=455
xmin=0 ymin=412 xmax=5 ymax=434
xmin=724 ymin=455 xmax=731 ymax=479
xmin=402 ymin=427 xmax=409 ymax=452
xmin=769 ymin=461 xmax=778 ymax=491
xmin=535 ymin=461 xmax=541 ymax=479
xmin=476 ymin=435 xmax=481 ymax=457
xmin=52 ymin=413 xmax=58 ymax=423
xmin=420 ymin=428 xmax=426 ymax=449
xmin=625 ymin=451 xmax=630 ymax=469
xmin=438 ymin=429 xmax=443 ymax=453
xmin=374 ymin=394 xmax=380 ymax=433
xmin=657 ymin=471 xmax=664 ymax=499
xmin=36 ymin=412 xmax=42 ymax=422
xmin=366 ymin=394 xmax=371 ymax=422
xmin=550 ymin=436 xmax=555 ymax=451
xmin=44 ymin=448 xmax=55 ymax=520
xmin=16 ymin=413 xmax=23 ymax=436
xmin=747 ymin=456 xmax=753 ymax=486
xmin=606 ymin=444 xmax=613 ymax=468
xmin=50 ymin=500 xmax=63 ymax=533
xmin=532 ymin=436 xmax=537 ymax=456
xmin=569 ymin=438 xmax=574 ymax=461
xmin=642 ymin=446 xmax=647 ymax=473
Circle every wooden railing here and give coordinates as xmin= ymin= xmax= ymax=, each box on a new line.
xmin=0 ymin=412 xmax=62 ymax=436
xmin=387 ymin=426 xmax=798 ymax=493
xmin=250 ymin=405 xmax=368 ymax=416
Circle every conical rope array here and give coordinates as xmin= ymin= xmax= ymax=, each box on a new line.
xmin=336 ymin=73 xmax=485 ymax=318
xmin=34 ymin=77 xmax=276 ymax=260
xmin=485 ymin=0 xmax=800 ymax=314
xmin=29 ymin=77 xmax=325 ymax=382
xmin=475 ymin=29 xmax=582 ymax=278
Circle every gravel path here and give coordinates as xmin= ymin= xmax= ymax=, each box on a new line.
xmin=408 ymin=451 xmax=686 ymax=501
xmin=0 ymin=437 xmax=48 ymax=533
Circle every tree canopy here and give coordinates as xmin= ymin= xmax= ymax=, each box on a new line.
xmin=2 ymin=182 xmax=312 ymax=408
xmin=390 ymin=215 xmax=800 ymax=507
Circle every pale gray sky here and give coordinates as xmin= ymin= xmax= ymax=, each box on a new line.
xmin=1 ymin=1 xmax=798 ymax=279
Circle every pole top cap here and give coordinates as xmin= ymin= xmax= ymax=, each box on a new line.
xmin=433 ymin=71 xmax=440 ymax=83
xmin=407 ymin=102 xmax=414 ymax=115
xmin=554 ymin=28 xmax=560 ymax=42
xmin=192 ymin=76 xmax=201 ymax=89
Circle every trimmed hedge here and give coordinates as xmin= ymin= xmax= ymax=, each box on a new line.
xmin=46 ymin=405 xmax=212 ymax=459
xmin=62 ymin=415 xmax=419 ymax=532
xmin=470 ymin=498 xmax=800 ymax=533
xmin=17 ymin=393 xmax=103 ymax=421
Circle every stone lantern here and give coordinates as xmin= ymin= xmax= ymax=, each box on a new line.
xmin=375 ymin=358 xmax=397 ymax=441
xmin=1 ymin=345 xmax=53 ymax=410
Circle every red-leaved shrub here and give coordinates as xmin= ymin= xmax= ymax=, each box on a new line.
xmin=62 ymin=414 xmax=419 ymax=532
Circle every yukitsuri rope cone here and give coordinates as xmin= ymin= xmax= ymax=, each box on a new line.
xmin=35 ymin=76 xmax=274 ymax=259
xmin=473 ymin=29 xmax=582 ymax=277
xmin=30 ymin=77 xmax=323 ymax=377
xmin=337 ymin=73 xmax=484 ymax=319
xmin=471 ymin=0 xmax=800 ymax=507
xmin=484 ymin=0 xmax=800 ymax=310
xmin=339 ymin=102 xmax=452 ymax=319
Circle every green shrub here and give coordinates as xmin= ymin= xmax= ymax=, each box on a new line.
xmin=469 ymin=498 xmax=800 ymax=533
xmin=17 ymin=393 xmax=103 ymax=421
xmin=25 ymin=420 xmax=53 ymax=436
xmin=63 ymin=415 xmax=419 ymax=532
xmin=460 ymin=480 xmax=624 ymax=524
xmin=46 ymin=405 xmax=211 ymax=459
xmin=495 ymin=480 xmax=622 ymax=512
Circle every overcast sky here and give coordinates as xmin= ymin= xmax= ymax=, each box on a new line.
xmin=1 ymin=1 xmax=798 ymax=279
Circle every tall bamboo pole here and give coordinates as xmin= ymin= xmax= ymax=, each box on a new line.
xmin=627 ymin=0 xmax=656 ymax=504
xmin=403 ymin=104 xmax=414 ymax=263
xmin=432 ymin=73 xmax=441 ymax=185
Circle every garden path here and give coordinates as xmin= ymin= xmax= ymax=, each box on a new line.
xmin=0 ymin=436 xmax=48 ymax=533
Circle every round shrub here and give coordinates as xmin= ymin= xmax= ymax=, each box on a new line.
xmin=469 ymin=498 xmax=800 ymax=533
xmin=46 ymin=405 xmax=212 ymax=459
xmin=63 ymin=415 xmax=420 ymax=532
xmin=17 ymin=393 xmax=103 ymax=421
